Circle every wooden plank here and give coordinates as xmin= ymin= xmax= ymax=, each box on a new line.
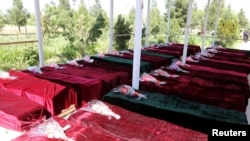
xmin=0 ymin=40 xmax=38 ymax=46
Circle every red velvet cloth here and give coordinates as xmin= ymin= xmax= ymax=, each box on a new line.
xmin=106 ymin=52 xmax=170 ymax=69
xmin=67 ymin=102 xmax=207 ymax=141
xmin=0 ymin=70 xmax=78 ymax=116
xmin=187 ymin=57 xmax=250 ymax=74
xmin=0 ymin=89 xmax=49 ymax=131
xmin=155 ymin=45 xmax=197 ymax=56
xmin=204 ymin=53 xmax=250 ymax=64
xmin=23 ymin=70 xmax=103 ymax=106
xmin=214 ymin=47 xmax=249 ymax=54
xmin=140 ymin=80 xmax=247 ymax=112
xmin=40 ymin=64 xmax=130 ymax=96
xmin=160 ymin=69 xmax=250 ymax=99
xmin=179 ymin=63 xmax=249 ymax=86
xmin=211 ymin=50 xmax=250 ymax=59
xmin=170 ymin=43 xmax=201 ymax=53
xmin=13 ymin=116 xmax=123 ymax=141
xmin=77 ymin=60 xmax=133 ymax=76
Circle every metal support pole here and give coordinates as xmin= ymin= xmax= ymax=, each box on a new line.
xmin=212 ymin=0 xmax=221 ymax=46
xmin=201 ymin=0 xmax=211 ymax=53
xmin=132 ymin=0 xmax=143 ymax=89
xmin=145 ymin=0 xmax=151 ymax=46
xmin=166 ymin=0 xmax=172 ymax=43
xmin=182 ymin=0 xmax=193 ymax=65
xmin=34 ymin=0 xmax=45 ymax=67
xmin=109 ymin=0 xmax=114 ymax=53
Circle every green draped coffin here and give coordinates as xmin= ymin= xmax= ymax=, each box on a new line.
xmin=91 ymin=56 xmax=152 ymax=74
xmin=103 ymin=89 xmax=249 ymax=134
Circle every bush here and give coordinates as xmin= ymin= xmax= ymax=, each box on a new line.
xmin=22 ymin=46 xmax=39 ymax=66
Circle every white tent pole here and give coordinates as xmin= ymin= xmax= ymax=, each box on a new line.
xmin=201 ymin=0 xmax=211 ymax=53
xmin=145 ymin=0 xmax=151 ymax=46
xmin=109 ymin=0 xmax=114 ymax=53
xmin=212 ymin=0 xmax=221 ymax=46
xmin=166 ymin=0 xmax=172 ymax=43
xmin=181 ymin=0 xmax=193 ymax=65
xmin=132 ymin=0 xmax=143 ymax=89
xmin=34 ymin=0 xmax=45 ymax=67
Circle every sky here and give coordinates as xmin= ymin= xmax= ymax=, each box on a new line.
xmin=0 ymin=0 xmax=250 ymax=18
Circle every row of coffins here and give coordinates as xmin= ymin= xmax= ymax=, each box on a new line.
xmin=0 ymin=43 xmax=249 ymax=140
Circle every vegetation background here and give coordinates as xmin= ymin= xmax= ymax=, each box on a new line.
xmin=0 ymin=0 xmax=249 ymax=71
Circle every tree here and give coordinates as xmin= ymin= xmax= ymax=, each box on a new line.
xmin=59 ymin=0 xmax=71 ymax=10
xmin=147 ymin=0 xmax=167 ymax=44
xmin=169 ymin=18 xmax=182 ymax=42
xmin=87 ymin=13 xmax=107 ymax=43
xmin=89 ymin=0 xmax=103 ymax=17
xmin=0 ymin=11 xmax=5 ymax=31
xmin=128 ymin=6 xmax=136 ymax=29
xmin=114 ymin=15 xmax=132 ymax=51
xmin=207 ymin=0 xmax=225 ymax=32
xmin=191 ymin=2 xmax=204 ymax=33
xmin=42 ymin=2 xmax=61 ymax=38
xmin=171 ymin=0 xmax=188 ymax=28
xmin=61 ymin=1 xmax=92 ymax=58
xmin=217 ymin=5 xmax=240 ymax=48
xmin=6 ymin=0 xmax=30 ymax=33
xmin=128 ymin=7 xmax=135 ymax=23
xmin=87 ymin=0 xmax=108 ymax=43
xmin=149 ymin=0 xmax=161 ymax=35
xmin=237 ymin=8 xmax=249 ymax=30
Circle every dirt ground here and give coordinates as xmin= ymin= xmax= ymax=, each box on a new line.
xmin=0 ymin=25 xmax=36 ymax=34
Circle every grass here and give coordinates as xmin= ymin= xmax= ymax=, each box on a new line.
xmin=0 ymin=35 xmax=67 ymax=71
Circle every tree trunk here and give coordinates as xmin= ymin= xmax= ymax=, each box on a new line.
xmin=25 ymin=24 xmax=28 ymax=38
xmin=18 ymin=26 xmax=21 ymax=33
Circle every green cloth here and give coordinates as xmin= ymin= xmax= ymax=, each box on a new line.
xmin=246 ymin=51 xmax=250 ymax=56
xmin=103 ymin=90 xmax=249 ymax=133
xmin=141 ymin=50 xmax=175 ymax=60
xmin=91 ymin=56 xmax=152 ymax=74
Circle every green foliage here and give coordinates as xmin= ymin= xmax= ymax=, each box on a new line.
xmin=157 ymin=34 xmax=166 ymax=43
xmin=71 ymin=3 xmax=92 ymax=55
xmin=237 ymin=8 xmax=249 ymax=30
xmin=22 ymin=46 xmax=39 ymax=66
xmin=59 ymin=0 xmax=71 ymax=10
xmin=149 ymin=0 xmax=161 ymax=35
xmin=114 ymin=15 xmax=132 ymax=51
xmin=42 ymin=2 xmax=61 ymax=38
xmin=165 ymin=0 xmax=188 ymax=39
xmin=188 ymin=36 xmax=197 ymax=45
xmin=151 ymin=25 xmax=160 ymax=35
xmin=217 ymin=6 xmax=240 ymax=48
xmin=128 ymin=7 xmax=135 ymax=25
xmin=171 ymin=0 xmax=188 ymax=28
xmin=89 ymin=0 xmax=103 ymax=16
xmin=207 ymin=0 xmax=225 ymax=32
xmin=43 ymin=1 xmax=92 ymax=57
xmin=27 ymin=14 xmax=36 ymax=25
xmin=148 ymin=38 xmax=157 ymax=45
xmin=6 ymin=0 xmax=30 ymax=33
xmin=85 ymin=43 xmax=98 ymax=55
xmin=0 ymin=45 xmax=28 ymax=70
xmin=141 ymin=26 xmax=146 ymax=46
xmin=191 ymin=2 xmax=204 ymax=30
xmin=87 ymin=13 xmax=107 ymax=43
xmin=61 ymin=43 xmax=79 ymax=60
xmin=169 ymin=18 xmax=182 ymax=42
xmin=0 ymin=11 xmax=5 ymax=31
